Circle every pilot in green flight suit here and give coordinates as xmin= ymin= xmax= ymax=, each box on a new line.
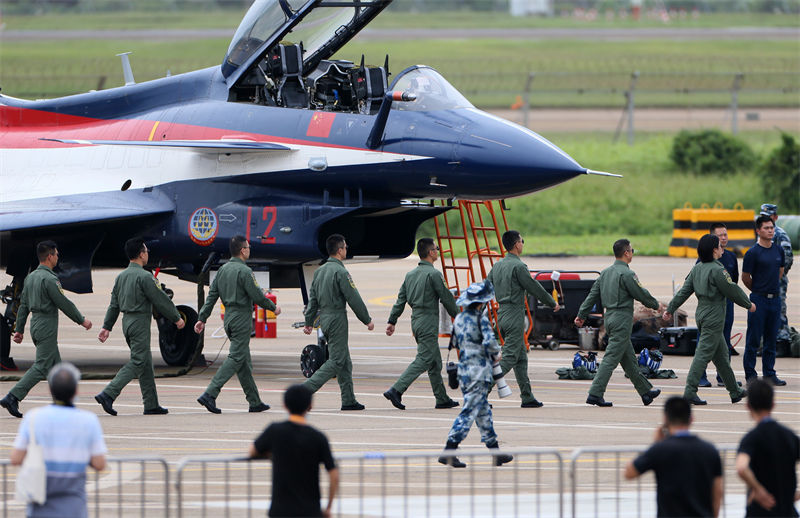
xmin=664 ymin=233 xmax=752 ymax=405
xmin=95 ymin=238 xmax=184 ymax=416
xmin=486 ymin=231 xmax=558 ymax=408
xmin=303 ymin=234 xmax=373 ymax=411
xmin=1 ymin=241 xmax=91 ymax=418
xmin=575 ymin=239 xmax=662 ymax=407
xmin=383 ymin=238 xmax=460 ymax=410
xmin=195 ymin=235 xmax=279 ymax=414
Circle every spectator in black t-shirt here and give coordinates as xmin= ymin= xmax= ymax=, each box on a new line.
xmin=736 ymin=379 xmax=800 ymax=517
xmin=625 ymin=396 xmax=723 ymax=517
xmin=249 ymin=385 xmax=339 ymax=518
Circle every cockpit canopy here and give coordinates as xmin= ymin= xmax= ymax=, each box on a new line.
xmin=390 ymin=66 xmax=474 ymax=112
xmin=223 ymin=1 xmax=473 ymax=117
xmin=223 ymin=0 xmax=392 ymax=83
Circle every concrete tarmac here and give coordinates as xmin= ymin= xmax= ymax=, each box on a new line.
xmin=1 ymin=255 xmax=798 ymax=516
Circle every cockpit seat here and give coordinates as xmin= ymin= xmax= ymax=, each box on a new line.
xmin=270 ymin=44 xmax=308 ymax=108
xmin=352 ymin=66 xmax=388 ymax=115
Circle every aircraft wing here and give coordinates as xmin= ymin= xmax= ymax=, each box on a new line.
xmin=0 ymin=191 xmax=175 ymax=232
xmin=40 ymin=139 xmax=294 ymax=154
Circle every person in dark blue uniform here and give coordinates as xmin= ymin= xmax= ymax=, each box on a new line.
xmin=698 ymin=223 xmax=741 ymax=388
xmin=760 ymin=203 xmax=793 ymax=344
xmin=742 ymin=215 xmax=786 ymax=386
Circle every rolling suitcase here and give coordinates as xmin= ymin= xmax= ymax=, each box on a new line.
xmin=659 ymin=326 xmax=698 ymax=356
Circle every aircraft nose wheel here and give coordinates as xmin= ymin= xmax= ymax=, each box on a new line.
xmin=157 ymin=305 xmax=199 ymax=366
xmin=300 ymin=340 xmax=329 ymax=378
xmin=546 ymin=339 xmax=560 ymax=351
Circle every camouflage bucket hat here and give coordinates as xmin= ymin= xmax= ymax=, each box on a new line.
xmin=456 ymin=280 xmax=495 ymax=307
xmin=760 ymin=203 xmax=777 ymax=216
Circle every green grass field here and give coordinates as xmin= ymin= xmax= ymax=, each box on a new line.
xmin=2 ymin=9 xmax=798 ymax=31
xmin=1 ymin=37 xmax=796 ymax=107
xmin=1 ymin=9 xmax=797 ymax=106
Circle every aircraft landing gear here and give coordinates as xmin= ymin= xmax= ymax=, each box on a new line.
xmin=0 ymin=317 xmax=16 ymax=371
xmin=157 ymin=305 xmax=199 ymax=366
xmin=1 ymin=276 xmax=24 ymax=371
xmin=299 ymin=327 xmax=328 ymax=378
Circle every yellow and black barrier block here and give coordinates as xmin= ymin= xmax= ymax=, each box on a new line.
xmin=670 ymin=202 xmax=755 ymax=258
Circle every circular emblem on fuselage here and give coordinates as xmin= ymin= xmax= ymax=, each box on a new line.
xmin=188 ymin=207 xmax=218 ymax=246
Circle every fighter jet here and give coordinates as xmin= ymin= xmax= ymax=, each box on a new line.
xmin=0 ymin=0 xmax=605 ymax=366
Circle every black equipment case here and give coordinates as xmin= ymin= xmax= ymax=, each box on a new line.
xmin=526 ymin=270 xmax=601 ymax=350
xmin=659 ymin=326 xmax=698 ymax=356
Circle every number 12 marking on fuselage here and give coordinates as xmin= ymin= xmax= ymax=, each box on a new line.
xmin=246 ymin=206 xmax=277 ymax=244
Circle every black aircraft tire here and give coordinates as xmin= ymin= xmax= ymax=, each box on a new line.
xmin=300 ymin=343 xmax=328 ymax=378
xmin=0 ymin=317 xmax=12 ymax=366
xmin=158 ymin=305 xmax=199 ymax=366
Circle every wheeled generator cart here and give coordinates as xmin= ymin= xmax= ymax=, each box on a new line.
xmin=525 ymin=270 xmax=601 ymax=350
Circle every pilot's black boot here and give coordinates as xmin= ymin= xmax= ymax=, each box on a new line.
xmin=383 ymin=387 xmax=405 ymax=410
xmin=438 ymin=440 xmax=466 ymax=468
xmin=249 ymin=402 xmax=270 ymax=413
xmin=486 ymin=440 xmax=513 ymax=466
xmin=95 ymin=392 xmax=117 ymax=416
xmin=1 ymin=393 xmax=22 ymax=418
xmin=641 ymin=388 xmax=662 ymax=406
xmin=197 ymin=392 xmax=221 ymax=414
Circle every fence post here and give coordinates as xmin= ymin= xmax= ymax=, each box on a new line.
xmin=613 ymin=71 xmax=640 ymax=145
xmin=627 ymin=71 xmax=640 ymax=146
xmin=522 ymin=72 xmax=535 ymax=128
xmin=730 ymin=73 xmax=744 ymax=135
xmin=3 ymin=463 xmax=7 ymax=518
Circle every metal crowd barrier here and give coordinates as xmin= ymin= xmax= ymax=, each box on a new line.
xmin=0 ymin=460 xmax=8 ymax=518
xmin=91 ymin=456 xmax=171 ymax=518
xmin=175 ymin=455 xmax=265 ymax=518
xmin=175 ymin=448 xmax=565 ymax=518
xmin=570 ymin=445 xmax=744 ymax=518
xmin=1 ymin=445 xmax=758 ymax=518
xmin=0 ymin=457 xmax=169 ymax=518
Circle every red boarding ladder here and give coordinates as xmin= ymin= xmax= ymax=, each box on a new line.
xmin=433 ymin=200 xmax=510 ymax=340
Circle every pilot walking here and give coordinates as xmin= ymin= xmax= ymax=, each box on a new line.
xmin=486 ymin=231 xmax=559 ymax=408
xmin=1 ymin=241 xmax=92 ymax=418
xmin=383 ymin=238 xmax=460 ymax=410
xmin=95 ymin=238 xmax=184 ymax=416
xmin=575 ymin=239 xmax=662 ymax=407
xmin=303 ymin=234 xmax=373 ymax=411
xmin=194 ymin=235 xmax=280 ymax=414
xmin=663 ymin=234 xmax=752 ymax=405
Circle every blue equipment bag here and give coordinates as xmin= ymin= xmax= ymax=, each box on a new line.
xmin=572 ymin=351 xmax=598 ymax=373
xmin=638 ymin=348 xmax=663 ymax=371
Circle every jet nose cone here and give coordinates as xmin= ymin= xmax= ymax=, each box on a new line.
xmin=455 ymin=111 xmax=585 ymax=198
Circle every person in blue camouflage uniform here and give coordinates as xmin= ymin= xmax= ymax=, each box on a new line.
xmin=438 ymin=281 xmax=512 ymax=469
xmin=760 ymin=204 xmax=793 ymax=343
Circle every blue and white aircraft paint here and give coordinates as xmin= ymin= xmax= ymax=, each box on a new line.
xmin=0 ymin=0 xmax=609 ymax=365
